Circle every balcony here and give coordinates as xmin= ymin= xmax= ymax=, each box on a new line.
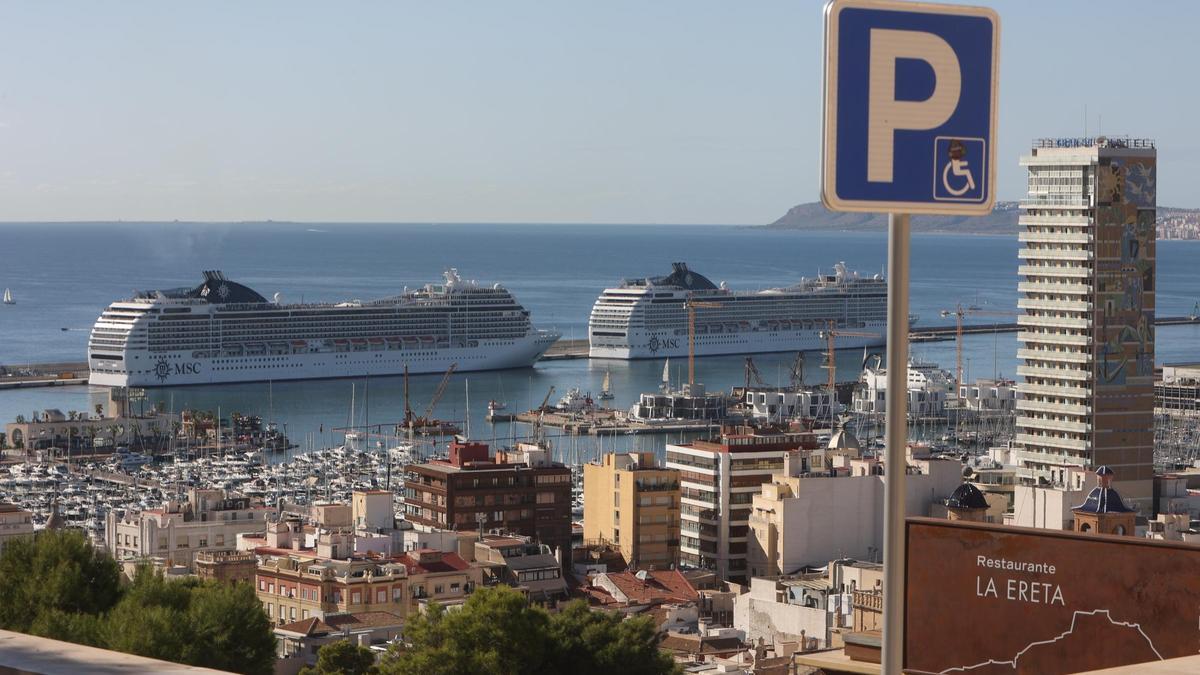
xmin=681 ymin=506 xmax=719 ymax=523
xmin=852 ymin=590 xmax=883 ymax=612
xmin=1016 ymin=399 xmax=1092 ymax=416
xmin=1018 ymin=265 xmax=1091 ymax=279
xmin=1016 ymin=415 xmax=1091 ymax=434
xmin=1017 ymin=213 xmax=1091 ymax=225
xmin=635 ymin=481 xmax=679 ymax=492
xmin=1016 ymin=365 xmax=1091 ymax=382
xmin=1018 ymin=298 xmax=1092 ymax=312
xmin=1018 ymin=282 xmax=1091 ymax=295
xmin=1018 ymin=249 xmax=1092 ymax=262
xmin=1018 ymin=382 xmax=1091 ymax=398
xmin=1014 ymin=433 xmax=1089 ymax=452
xmin=1018 ymin=314 xmax=1090 ymax=330
xmin=1017 ymin=331 xmax=1090 ymax=348
xmin=1018 ymin=231 xmax=1092 ymax=244
xmin=1016 ymin=348 xmax=1091 ymax=364
xmin=1019 ymin=196 xmax=1090 ymax=208
xmin=1017 ymin=314 xmax=1094 ymax=329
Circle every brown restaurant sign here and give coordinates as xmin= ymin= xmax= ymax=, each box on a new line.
xmin=905 ymin=517 xmax=1200 ymax=674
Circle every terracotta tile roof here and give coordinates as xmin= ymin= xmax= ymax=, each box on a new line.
xmin=601 ymin=569 xmax=699 ymax=605
xmin=658 ymin=633 xmax=745 ymax=656
xmin=396 ymin=551 xmax=470 ymax=575
xmin=275 ymin=617 xmax=336 ymax=637
xmin=324 ymin=611 xmax=404 ymax=630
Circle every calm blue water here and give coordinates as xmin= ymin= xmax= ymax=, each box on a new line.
xmin=1 ymin=223 xmax=1198 ymax=453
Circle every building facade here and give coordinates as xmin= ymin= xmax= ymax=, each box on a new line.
xmin=194 ymin=548 xmax=257 ymax=584
xmin=0 ymin=502 xmax=33 ymax=552
xmin=105 ymin=488 xmax=275 ymax=570
xmin=583 ymin=452 xmax=681 ymax=569
xmin=1015 ymin=137 xmax=1156 ymax=510
xmin=403 ymin=441 xmax=573 ymax=560
xmin=747 ymin=456 xmax=962 ymax=576
xmin=665 ymin=427 xmax=817 ymax=582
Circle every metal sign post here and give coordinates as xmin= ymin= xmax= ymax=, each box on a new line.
xmin=820 ymin=1 xmax=999 ymax=671
xmin=883 ymin=213 xmax=909 ymax=674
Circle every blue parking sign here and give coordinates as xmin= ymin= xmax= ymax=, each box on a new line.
xmin=821 ymin=0 xmax=999 ymax=215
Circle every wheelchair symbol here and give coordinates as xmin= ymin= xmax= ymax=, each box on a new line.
xmin=941 ymin=139 xmax=976 ymax=197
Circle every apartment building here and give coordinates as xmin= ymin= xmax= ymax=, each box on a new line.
xmin=0 ymin=502 xmax=33 ymax=552
xmin=665 ymin=426 xmax=817 ymax=582
xmin=747 ymin=454 xmax=962 ymax=576
xmin=1015 ymin=136 xmax=1157 ymax=510
xmin=583 ymin=452 xmax=681 ymax=569
xmin=255 ymin=526 xmax=480 ymax=626
xmin=404 ymin=440 xmax=572 ymax=560
xmin=105 ymin=488 xmax=275 ymax=570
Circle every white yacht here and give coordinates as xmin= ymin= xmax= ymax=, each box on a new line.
xmin=88 ymin=269 xmax=560 ymax=387
xmin=588 ymin=262 xmax=886 ymax=359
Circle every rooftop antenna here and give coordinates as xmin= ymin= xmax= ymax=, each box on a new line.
xmin=464 ymin=379 xmax=471 ymax=440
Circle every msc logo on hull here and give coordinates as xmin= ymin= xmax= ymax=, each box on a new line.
xmin=154 ymin=358 xmax=202 ymax=382
xmin=647 ymin=336 xmax=680 ymax=354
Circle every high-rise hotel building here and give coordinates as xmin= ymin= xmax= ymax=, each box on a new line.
xmin=1015 ymin=137 xmax=1156 ymax=510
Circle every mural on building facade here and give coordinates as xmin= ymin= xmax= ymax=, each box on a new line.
xmin=1096 ymin=157 xmax=1156 ymax=386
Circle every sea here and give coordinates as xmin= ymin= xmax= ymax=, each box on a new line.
xmin=1 ymin=223 xmax=1198 ymax=456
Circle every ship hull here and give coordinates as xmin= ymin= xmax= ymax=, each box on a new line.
xmin=90 ymin=332 xmax=558 ymax=387
xmin=588 ymin=323 xmax=886 ymax=359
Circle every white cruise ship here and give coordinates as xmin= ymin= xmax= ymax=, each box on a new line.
xmin=589 ymin=262 xmax=886 ymax=359
xmin=88 ymin=270 xmax=559 ymax=387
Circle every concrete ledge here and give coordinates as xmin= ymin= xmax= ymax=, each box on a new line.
xmin=1075 ymin=655 xmax=1200 ymax=674
xmin=0 ymin=629 xmax=233 ymax=674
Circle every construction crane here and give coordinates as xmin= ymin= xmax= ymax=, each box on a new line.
xmin=818 ymin=320 xmax=880 ymax=395
xmin=533 ymin=385 xmax=556 ymax=445
xmin=789 ymin=352 xmax=806 ymax=389
xmin=686 ymin=297 xmax=721 ymax=386
xmin=744 ymin=357 xmax=767 ymax=389
xmin=939 ymin=303 xmax=1016 ymax=388
xmin=424 ymin=363 xmax=459 ymax=419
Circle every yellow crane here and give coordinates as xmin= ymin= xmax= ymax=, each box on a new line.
xmin=685 ymin=297 xmax=721 ymax=386
xmin=939 ymin=303 xmax=1016 ymax=387
xmin=818 ymin=320 xmax=880 ymax=395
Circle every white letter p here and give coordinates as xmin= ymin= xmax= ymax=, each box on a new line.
xmin=867 ymin=28 xmax=961 ymax=183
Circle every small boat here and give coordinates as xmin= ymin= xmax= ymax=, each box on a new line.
xmin=1190 ymin=302 xmax=1199 ymax=321
xmin=2 ymin=288 xmax=12 ymax=305
xmin=599 ymin=369 xmax=614 ymax=400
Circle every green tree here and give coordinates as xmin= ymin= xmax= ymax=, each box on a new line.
xmin=28 ymin=608 xmax=105 ymax=646
xmin=0 ymin=529 xmax=121 ymax=634
xmin=380 ymin=586 xmax=551 ymax=675
xmin=182 ymin=581 xmax=277 ymax=675
xmin=103 ymin=567 xmax=197 ymax=660
xmin=378 ymin=586 xmax=678 ymax=675
xmin=104 ymin=568 xmax=276 ymax=675
xmin=545 ymin=600 xmax=679 ymax=675
xmin=300 ymin=639 xmax=379 ymax=675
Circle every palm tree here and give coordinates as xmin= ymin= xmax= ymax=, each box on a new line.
xmin=147 ymin=422 xmax=161 ymax=453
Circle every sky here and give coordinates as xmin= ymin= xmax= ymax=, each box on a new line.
xmin=0 ymin=0 xmax=1195 ymax=224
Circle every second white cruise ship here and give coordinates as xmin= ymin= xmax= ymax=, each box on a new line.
xmin=89 ymin=269 xmax=560 ymax=387
xmin=588 ymin=262 xmax=886 ymax=359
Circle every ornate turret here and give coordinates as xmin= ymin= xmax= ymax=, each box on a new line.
xmin=1072 ymin=466 xmax=1135 ymax=536
xmin=944 ymin=482 xmax=989 ymax=522
xmin=45 ymin=499 xmax=66 ymax=531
